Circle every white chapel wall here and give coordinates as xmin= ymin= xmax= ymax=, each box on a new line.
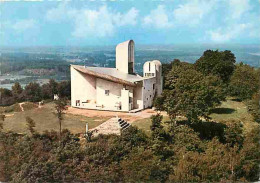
xmin=142 ymin=77 xmax=157 ymax=108
xmin=96 ymin=78 xmax=123 ymax=109
xmin=71 ymin=66 xmax=96 ymax=107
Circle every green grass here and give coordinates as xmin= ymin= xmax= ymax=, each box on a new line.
xmin=132 ymin=99 xmax=258 ymax=134
xmin=2 ymin=99 xmax=257 ymax=135
xmin=22 ymin=102 xmax=38 ymax=111
xmin=132 ymin=115 xmax=170 ymax=135
xmin=209 ymin=99 xmax=258 ymax=133
xmin=0 ymin=103 xmax=21 ymax=113
xmin=2 ymin=102 xmax=109 ymax=134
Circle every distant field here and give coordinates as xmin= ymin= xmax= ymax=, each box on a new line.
xmin=2 ymin=102 xmax=109 ymax=134
xmin=132 ymin=99 xmax=259 ymax=134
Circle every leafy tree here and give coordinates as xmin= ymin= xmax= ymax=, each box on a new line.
xmin=0 ymin=88 xmax=14 ymax=106
xmin=157 ymin=63 xmax=225 ymax=122
xmin=58 ymin=81 xmax=71 ymax=99
xmin=195 ymin=50 xmax=236 ymax=82
xmin=153 ymin=96 xmax=165 ymax=111
xmin=23 ymin=82 xmax=42 ymax=102
xmin=54 ymin=98 xmax=68 ymax=139
xmin=168 ymin=123 xmax=204 ymax=152
xmin=247 ymin=91 xmax=260 ymax=123
xmin=224 ymin=120 xmax=244 ymax=147
xmin=120 ymin=149 xmax=168 ymax=182
xmin=11 ymin=82 xmax=23 ymax=99
xmin=150 ymin=115 xmax=173 ymax=160
xmin=229 ymin=63 xmax=259 ymax=100
xmin=0 ymin=124 xmax=259 ymax=182
xmin=42 ymin=80 xmax=70 ymax=100
xmin=0 ymin=114 xmax=4 ymax=131
xmin=0 ymin=114 xmax=5 ymax=122
xmin=26 ymin=116 xmax=36 ymax=135
xmin=238 ymin=127 xmax=260 ymax=181
xmin=150 ymin=114 xmax=164 ymax=140
xmin=42 ymin=79 xmax=58 ymax=99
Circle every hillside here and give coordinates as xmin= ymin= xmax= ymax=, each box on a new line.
xmin=1 ymin=102 xmax=109 ymax=134
xmin=132 ymin=99 xmax=259 ymax=134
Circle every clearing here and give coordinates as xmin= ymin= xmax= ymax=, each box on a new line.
xmin=2 ymin=102 xmax=109 ymax=134
xmin=1 ymin=99 xmax=258 ymax=135
xmin=131 ymin=99 xmax=259 ymax=134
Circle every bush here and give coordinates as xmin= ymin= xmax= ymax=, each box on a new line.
xmin=22 ymin=102 xmax=38 ymax=111
xmin=229 ymin=63 xmax=259 ymax=100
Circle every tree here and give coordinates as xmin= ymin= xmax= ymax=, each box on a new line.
xmin=0 ymin=114 xmax=5 ymax=131
xmin=23 ymin=82 xmax=42 ymax=102
xmin=157 ymin=63 xmax=225 ymax=122
xmin=54 ymin=98 xmax=68 ymax=139
xmin=229 ymin=63 xmax=259 ymax=100
xmin=247 ymin=91 xmax=260 ymax=123
xmin=11 ymin=82 xmax=23 ymax=99
xmin=224 ymin=120 xmax=244 ymax=147
xmin=58 ymin=81 xmax=71 ymax=99
xmin=0 ymin=88 xmax=14 ymax=106
xmin=195 ymin=50 xmax=236 ymax=82
xmin=26 ymin=116 xmax=36 ymax=135
xmin=42 ymin=79 xmax=58 ymax=99
xmin=150 ymin=114 xmax=165 ymax=140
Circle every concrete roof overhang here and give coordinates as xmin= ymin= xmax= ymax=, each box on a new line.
xmin=71 ymin=65 xmax=143 ymax=87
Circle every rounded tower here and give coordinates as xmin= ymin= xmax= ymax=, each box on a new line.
xmin=143 ymin=60 xmax=163 ymax=96
xmin=116 ymin=40 xmax=135 ymax=74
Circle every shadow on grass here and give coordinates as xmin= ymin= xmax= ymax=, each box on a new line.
xmin=231 ymin=98 xmax=242 ymax=102
xmin=210 ymin=107 xmax=236 ymax=114
xmin=177 ymin=120 xmax=227 ymax=143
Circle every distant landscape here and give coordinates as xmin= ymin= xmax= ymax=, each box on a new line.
xmin=1 ymin=44 xmax=259 ymax=89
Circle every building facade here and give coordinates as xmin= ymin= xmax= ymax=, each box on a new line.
xmin=71 ymin=40 xmax=162 ymax=112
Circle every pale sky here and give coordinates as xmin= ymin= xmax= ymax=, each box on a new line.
xmin=1 ymin=0 xmax=260 ymax=46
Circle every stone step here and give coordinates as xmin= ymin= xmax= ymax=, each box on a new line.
xmin=117 ymin=117 xmax=131 ymax=130
xmin=121 ymin=123 xmax=130 ymax=129
xmin=119 ymin=121 xmax=127 ymax=127
xmin=122 ymin=123 xmax=131 ymax=130
xmin=119 ymin=120 xmax=125 ymax=125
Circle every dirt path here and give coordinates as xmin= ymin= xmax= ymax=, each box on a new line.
xmin=66 ymin=107 xmax=168 ymax=123
xmin=38 ymin=102 xmax=43 ymax=109
xmin=19 ymin=102 xmax=25 ymax=112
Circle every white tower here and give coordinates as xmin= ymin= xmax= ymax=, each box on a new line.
xmin=143 ymin=60 xmax=163 ymax=96
xmin=116 ymin=40 xmax=135 ymax=74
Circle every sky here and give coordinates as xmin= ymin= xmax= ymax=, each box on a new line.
xmin=1 ymin=0 xmax=260 ymax=46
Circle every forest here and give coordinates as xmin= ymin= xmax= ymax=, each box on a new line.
xmin=0 ymin=50 xmax=259 ymax=182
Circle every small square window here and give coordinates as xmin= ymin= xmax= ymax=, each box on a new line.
xmin=105 ymin=90 xmax=109 ymax=96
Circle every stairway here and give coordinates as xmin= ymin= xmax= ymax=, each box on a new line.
xmin=117 ymin=118 xmax=131 ymax=130
xmin=90 ymin=117 xmax=131 ymax=137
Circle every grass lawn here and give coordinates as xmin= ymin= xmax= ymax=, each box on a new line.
xmin=2 ymin=102 xmax=109 ymax=134
xmin=2 ymin=99 xmax=258 ymax=135
xmin=132 ymin=99 xmax=259 ymax=134
xmin=132 ymin=115 xmax=170 ymax=135
xmin=210 ymin=99 xmax=259 ymax=133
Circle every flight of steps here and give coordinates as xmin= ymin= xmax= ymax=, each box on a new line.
xmin=117 ymin=118 xmax=131 ymax=130
xmin=90 ymin=117 xmax=131 ymax=137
